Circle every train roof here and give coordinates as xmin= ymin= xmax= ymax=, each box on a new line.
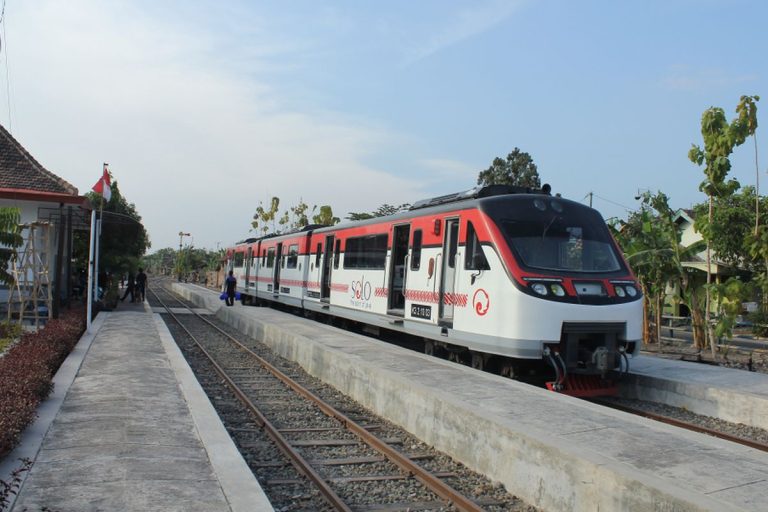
xmin=231 ymin=183 xmax=599 ymax=246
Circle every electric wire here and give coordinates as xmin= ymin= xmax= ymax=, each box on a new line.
xmin=590 ymin=193 xmax=633 ymax=212
xmin=0 ymin=0 xmax=11 ymax=133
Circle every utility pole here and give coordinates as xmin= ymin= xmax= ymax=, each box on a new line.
xmin=178 ymin=231 xmax=190 ymax=282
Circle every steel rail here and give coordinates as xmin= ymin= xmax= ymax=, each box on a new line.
xmin=152 ymin=285 xmax=486 ymax=512
xmin=590 ymin=398 xmax=768 ymax=453
xmin=149 ymin=288 xmax=353 ymax=512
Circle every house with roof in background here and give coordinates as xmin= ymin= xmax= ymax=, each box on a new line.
xmin=668 ymin=208 xmax=749 ymax=317
xmin=0 ymin=124 xmax=90 ymax=324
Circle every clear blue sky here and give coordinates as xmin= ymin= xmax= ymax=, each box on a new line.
xmin=2 ymin=0 xmax=766 ymax=250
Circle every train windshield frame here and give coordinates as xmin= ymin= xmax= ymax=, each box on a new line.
xmin=483 ymin=196 xmax=626 ymax=275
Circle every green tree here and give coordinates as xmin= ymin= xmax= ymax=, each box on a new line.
xmin=252 ymin=198 xmax=339 ymax=235
xmin=611 ymin=192 xmax=705 ymax=347
xmin=252 ymin=197 xmax=281 ymax=235
xmin=346 ymin=203 xmax=411 ymax=221
xmin=689 ymin=95 xmax=759 ymax=358
xmin=346 ymin=211 xmax=374 ymax=221
xmin=143 ymin=247 xmax=177 ymax=276
xmin=692 ymin=187 xmax=768 ymax=339
xmin=82 ymin=179 xmax=150 ymax=279
xmin=735 ymin=96 xmax=761 ymax=233
xmin=290 ymin=199 xmax=312 ymax=229
xmin=692 ymin=187 xmax=768 ymax=270
xmin=312 ymin=205 xmax=340 ymax=226
xmin=0 ymin=207 xmax=23 ymax=286
xmin=278 ymin=210 xmax=290 ymax=232
xmin=477 ymin=148 xmax=541 ymax=188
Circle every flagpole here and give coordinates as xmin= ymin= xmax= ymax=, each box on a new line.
xmin=87 ymin=162 xmax=110 ymax=329
xmin=94 ymin=163 xmax=107 ymax=307
xmin=86 ymin=208 xmax=96 ymax=331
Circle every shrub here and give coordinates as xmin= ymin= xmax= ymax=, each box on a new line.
xmin=0 ymin=322 xmax=21 ymax=354
xmin=749 ymin=311 xmax=768 ymax=337
xmin=0 ymin=307 xmax=85 ymax=457
xmin=0 ymin=371 xmax=41 ymax=456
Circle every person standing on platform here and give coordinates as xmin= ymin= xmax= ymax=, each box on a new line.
xmin=224 ymin=270 xmax=237 ymax=306
xmin=121 ymin=273 xmax=135 ymax=302
xmin=136 ymin=268 xmax=148 ymax=302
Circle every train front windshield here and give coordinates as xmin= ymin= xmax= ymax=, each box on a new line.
xmin=486 ymin=197 xmax=624 ymax=274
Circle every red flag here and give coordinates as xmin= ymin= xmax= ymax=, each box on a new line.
xmin=92 ymin=164 xmax=112 ymax=202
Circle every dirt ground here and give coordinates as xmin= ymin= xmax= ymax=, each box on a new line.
xmin=641 ymin=335 xmax=768 ymax=374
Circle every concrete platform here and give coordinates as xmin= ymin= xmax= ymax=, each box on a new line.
xmin=175 ymin=282 xmax=768 ymax=512
xmin=0 ymin=299 xmax=272 ymax=512
xmin=622 ymin=355 xmax=768 ymax=430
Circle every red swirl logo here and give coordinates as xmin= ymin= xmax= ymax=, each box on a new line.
xmin=473 ymin=289 xmax=490 ymax=316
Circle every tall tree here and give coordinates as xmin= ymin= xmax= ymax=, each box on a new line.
xmin=689 ymin=96 xmax=759 ymax=359
xmin=251 ymin=197 xmax=281 ymax=235
xmin=735 ymin=96 xmax=760 ymax=233
xmin=252 ymin=198 xmax=339 ymax=235
xmin=693 ymin=187 xmax=767 ymax=270
xmin=290 ymin=199 xmax=311 ymax=229
xmin=83 ymin=179 xmax=150 ymax=277
xmin=312 ymin=205 xmax=340 ymax=226
xmin=477 ymin=148 xmax=541 ymax=188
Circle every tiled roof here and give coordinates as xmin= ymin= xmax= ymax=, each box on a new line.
xmin=0 ymin=124 xmax=78 ymax=195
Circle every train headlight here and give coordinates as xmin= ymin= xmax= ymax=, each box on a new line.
xmin=625 ymin=285 xmax=638 ymax=297
xmin=550 ymin=284 xmax=566 ymax=297
xmin=531 ymin=283 xmax=548 ymax=296
xmin=615 ymin=286 xmax=626 ymax=297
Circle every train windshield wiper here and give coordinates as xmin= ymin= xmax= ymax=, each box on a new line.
xmin=542 ymin=215 xmax=557 ymax=239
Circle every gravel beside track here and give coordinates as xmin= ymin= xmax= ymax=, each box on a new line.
xmin=598 ymin=396 xmax=768 ymax=446
xmin=151 ymin=284 xmax=538 ymax=512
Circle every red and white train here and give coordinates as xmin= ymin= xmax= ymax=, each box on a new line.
xmin=225 ymin=185 xmax=642 ymax=394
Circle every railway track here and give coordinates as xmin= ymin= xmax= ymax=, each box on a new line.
xmin=148 ymin=282 xmax=535 ymax=512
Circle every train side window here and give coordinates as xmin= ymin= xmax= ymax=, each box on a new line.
xmin=447 ymin=221 xmax=459 ymax=268
xmin=262 ymin=249 xmax=266 ymax=266
xmin=334 ymin=240 xmax=341 ymax=269
xmin=287 ymin=244 xmax=299 ymax=269
xmin=344 ymin=234 xmax=388 ymax=269
xmin=315 ymin=243 xmax=322 ymax=266
xmin=465 ymin=222 xmax=490 ymax=270
xmin=410 ymin=230 xmax=422 ymax=270
xmin=266 ymin=248 xmax=275 ymax=268
xmin=234 ymin=252 xmax=244 ymax=267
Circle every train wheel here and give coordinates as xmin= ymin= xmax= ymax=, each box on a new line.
xmin=471 ymin=352 xmax=485 ymax=371
xmin=499 ymin=361 xmax=517 ymax=379
xmin=425 ymin=340 xmax=447 ymax=359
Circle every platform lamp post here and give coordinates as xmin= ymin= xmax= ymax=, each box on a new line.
xmin=178 ymin=231 xmax=190 ymax=281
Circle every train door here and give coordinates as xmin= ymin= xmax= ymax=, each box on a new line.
xmin=244 ymin=247 xmax=253 ymax=288
xmin=255 ymin=241 xmax=262 ymax=289
xmin=388 ymin=224 xmax=410 ymax=314
xmin=273 ymin=242 xmax=283 ymax=295
xmin=438 ymin=218 xmax=460 ymax=326
xmin=320 ymin=235 xmax=334 ymax=302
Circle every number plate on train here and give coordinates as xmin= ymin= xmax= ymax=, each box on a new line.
xmin=410 ymin=304 xmax=432 ymax=319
